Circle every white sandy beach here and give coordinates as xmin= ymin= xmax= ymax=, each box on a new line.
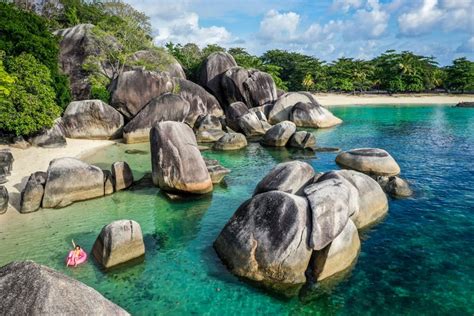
xmin=315 ymin=93 xmax=474 ymax=107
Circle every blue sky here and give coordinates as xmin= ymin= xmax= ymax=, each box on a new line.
xmin=126 ymin=0 xmax=473 ymax=65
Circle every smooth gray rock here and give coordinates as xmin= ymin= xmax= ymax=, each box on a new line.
xmin=213 ymin=133 xmax=248 ymax=150
xmin=0 ymin=186 xmax=8 ymax=214
xmin=304 ymin=179 xmax=353 ymax=250
xmin=28 ymin=119 xmax=66 ymax=148
xmin=290 ymin=102 xmax=342 ymax=128
xmin=150 ymin=122 xmax=213 ymax=194
xmin=207 ymin=165 xmax=231 ymax=184
xmin=111 ymin=161 xmax=133 ymax=191
xmin=92 ymin=220 xmax=145 ymax=269
xmin=123 ymin=93 xmax=190 ymax=143
xmin=288 ymin=131 xmax=316 ymax=150
xmin=0 ymin=149 xmax=13 ymax=183
xmin=20 ymin=172 xmax=47 ymax=214
xmin=195 ymin=129 xmax=226 ymax=143
xmin=455 ymin=101 xmax=474 ymax=108
xmin=42 ymin=158 xmax=104 ymax=208
xmin=62 ymin=100 xmax=124 ymax=139
xmin=214 ymin=191 xmax=312 ymax=291
xmin=225 ymin=101 xmax=249 ymax=132
xmin=254 ymin=161 xmax=315 ymax=196
xmin=268 ymin=92 xmax=316 ymax=124
xmin=310 ymin=219 xmax=360 ymax=281
xmin=199 ymin=52 xmax=237 ymax=105
xmin=377 ymin=176 xmax=413 ymax=198
xmin=103 ymin=170 xmax=114 ymax=195
xmin=238 ymin=112 xmax=271 ymax=137
xmin=128 ymin=49 xmax=186 ymax=79
xmin=221 ymin=67 xmax=278 ymax=108
xmin=336 ymin=148 xmax=401 ymax=176
xmin=194 ymin=114 xmax=222 ymax=132
xmin=110 ymin=69 xmax=174 ymax=119
xmin=0 ymin=261 xmax=129 ymax=315
xmin=262 ymin=121 xmax=296 ymax=147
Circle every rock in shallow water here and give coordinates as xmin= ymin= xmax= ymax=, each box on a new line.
xmin=288 ymin=131 xmax=316 ymax=150
xmin=0 ymin=186 xmax=8 ymax=214
xmin=262 ymin=121 xmax=296 ymax=147
xmin=0 ymin=261 xmax=129 ymax=315
xmin=214 ymin=191 xmax=312 ymax=292
xmin=290 ymin=102 xmax=342 ymax=128
xmin=336 ymin=148 xmax=401 ymax=176
xmin=20 ymin=172 xmax=47 ymax=213
xmin=238 ymin=112 xmax=271 ymax=137
xmin=376 ymin=176 xmax=413 ymax=198
xmin=92 ymin=220 xmax=145 ymax=269
xmin=213 ymin=133 xmax=248 ymax=151
xmin=112 ymin=161 xmax=134 ymax=191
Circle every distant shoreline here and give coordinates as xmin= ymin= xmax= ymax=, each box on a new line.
xmin=314 ymin=93 xmax=474 ymax=107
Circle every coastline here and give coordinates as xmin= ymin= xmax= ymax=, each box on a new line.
xmin=314 ymin=93 xmax=474 ymax=107
xmin=0 ymin=138 xmax=115 ymax=219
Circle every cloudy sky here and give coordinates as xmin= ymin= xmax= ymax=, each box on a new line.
xmin=125 ymin=0 xmax=473 ymax=65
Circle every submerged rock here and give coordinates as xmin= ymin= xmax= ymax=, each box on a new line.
xmin=309 ymin=219 xmax=360 ymax=281
xmin=336 ymin=148 xmax=401 ymax=176
xmin=20 ymin=172 xmax=47 ymax=214
xmin=207 ymin=165 xmax=231 ymax=184
xmin=150 ymin=122 xmax=212 ymax=194
xmin=213 ymin=133 xmax=248 ymax=151
xmin=0 ymin=261 xmax=129 ymax=315
xmin=288 ymin=131 xmax=316 ymax=150
xmin=377 ymin=176 xmax=413 ymax=198
xmin=0 ymin=186 xmax=8 ymax=214
xmin=92 ymin=220 xmax=145 ymax=269
xmin=111 ymin=161 xmax=133 ymax=191
xmin=262 ymin=121 xmax=296 ymax=147
xmin=214 ymin=191 xmax=312 ymax=292
xmin=42 ymin=158 xmax=104 ymax=208
xmin=62 ymin=100 xmax=124 ymax=139
xmin=254 ymin=161 xmax=315 ymax=196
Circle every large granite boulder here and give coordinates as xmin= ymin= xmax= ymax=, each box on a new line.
xmin=42 ymin=158 xmax=104 ymax=208
xmin=262 ymin=121 xmax=296 ymax=147
xmin=290 ymin=102 xmax=342 ymax=128
xmin=110 ymin=69 xmax=174 ymax=119
xmin=336 ymin=148 xmax=401 ymax=176
xmin=214 ymin=191 xmax=312 ymax=291
xmin=28 ymin=119 xmax=66 ymax=148
xmin=303 ymin=178 xmax=355 ymax=250
xmin=268 ymin=92 xmax=316 ymax=124
xmin=238 ymin=112 xmax=271 ymax=137
xmin=0 ymin=261 xmax=129 ymax=315
xmin=377 ymin=176 xmax=413 ymax=198
xmin=111 ymin=162 xmax=133 ymax=191
xmin=225 ymin=101 xmax=249 ymax=132
xmin=150 ymin=122 xmax=213 ymax=194
xmin=123 ymin=93 xmax=190 ymax=143
xmin=0 ymin=186 xmax=8 ymax=214
xmin=128 ymin=49 xmax=186 ymax=79
xmin=194 ymin=114 xmax=225 ymax=143
xmin=288 ymin=131 xmax=316 ymax=150
xmin=62 ymin=100 xmax=124 ymax=139
xmin=199 ymin=52 xmax=237 ymax=104
xmin=213 ymin=133 xmax=248 ymax=151
xmin=221 ymin=67 xmax=278 ymax=108
xmin=92 ymin=220 xmax=145 ymax=269
xmin=173 ymin=78 xmax=224 ymax=126
xmin=254 ymin=161 xmax=315 ymax=196
xmin=325 ymin=170 xmax=388 ymax=229
xmin=54 ymin=24 xmax=97 ymax=100
xmin=316 ymin=171 xmax=360 ymax=218
xmin=310 ymin=219 xmax=360 ymax=281
xmin=20 ymin=172 xmax=47 ymax=214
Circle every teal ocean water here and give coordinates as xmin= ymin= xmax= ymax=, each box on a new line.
xmin=1 ymin=105 xmax=473 ymax=315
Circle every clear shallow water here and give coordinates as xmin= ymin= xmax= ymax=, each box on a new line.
xmin=1 ymin=105 xmax=473 ymax=315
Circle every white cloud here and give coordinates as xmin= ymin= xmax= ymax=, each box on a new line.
xmin=331 ymin=0 xmax=363 ymax=12
xmin=346 ymin=0 xmax=389 ymax=39
xmin=258 ymin=10 xmax=301 ymax=43
xmin=398 ymin=0 xmax=442 ymax=36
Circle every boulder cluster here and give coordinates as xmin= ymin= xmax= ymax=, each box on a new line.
xmin=214 ymin=161 xmax=388 ymax=295
xmin=20 ymin=158 xmax=134 ymax=213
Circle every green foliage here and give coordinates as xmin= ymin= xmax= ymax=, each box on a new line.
xmin=0 ymin=53 xmax=61 ymax=136
xmin=326 ymin=58 xmax=375 ymax=92
xmin=0 ymin=51 xmax=15 ymax=100
xmin=0 ymin=2 xmax=71 ymax=108
xmin=445 ymin=58 xmax=474 ymax=92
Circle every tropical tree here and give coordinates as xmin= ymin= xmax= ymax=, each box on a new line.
xmin=445 ymin=58 xmax=474 ymax=92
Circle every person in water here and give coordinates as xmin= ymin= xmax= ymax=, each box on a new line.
xmin=67 ymin=244 xmax=82 ymax=267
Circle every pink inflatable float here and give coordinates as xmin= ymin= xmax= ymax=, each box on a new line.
xmin=66 ymin=249 xmax=87 ymax=267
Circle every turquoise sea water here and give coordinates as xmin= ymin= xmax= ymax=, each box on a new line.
xmin=1 ymin=105 xmax=473 ymax=315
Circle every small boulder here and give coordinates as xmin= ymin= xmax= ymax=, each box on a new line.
xmin=42 ymin=158 xmax=104 ymax=208
xmin=0 ymin=186 xmax=8 ymax=214
xmin=288 ymin=131 xmax=316 ymax=150
xmin=196 ymin=130 xmax=226 ymax=143
xmin=225 ymin=101 xmax=249 ymax=132
xmin=377 ymin=176 xmax=413 ymax=198
xmin=28 ymin=119 xmax=66 ymax=148
xmin=194 ymin=114 xmax=225 ymax=143
xmin=123 ymin=93 xmax=190 ymax=143
xmin=336 ymin=148 xmax=401 ymax=176
xmin=310 ymin=219 xmax=360 ymax=281
xmin=20 ymin=172 xmax=47 ymax=214
xmin=214 ymin=191 xmax=312 ymax=292
xmin=0 ymin=261 xmax=129 ymax=315
xmin=92 ymin=220 xmax=145 ymax=269
xmin=0 ymin=149 xmax=13 ymax=183
xmin=262 ymin=121 xmax=296 ymax=147
xmin=254 ymin=161 xmax=315 ymax=196
xmin=199 ymin=52 xmax=238 ymax=104
xmin=62 ymin=100 xmax=124 ymax=139
xmin=207 ymin=165 xmax=231 ymax=184
xmin=303 ymin=179 xmax=353 ymax=250
xmin=111 ymin=162 xmax=133 ymax=191
xmin=150 ymin=122 xmax=213 ymax=194
xmin=213 ymin=133 xmax=248 ymax=151
xmin=238 ymin=112 xmax=271 ymax=137
xmin=10 ymin=136 xmax=30 ymax=149
xmin=103 ymin=170 xmax=114 ymax=195
xmin=290 ymin=102 xmax=342 ymax=128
